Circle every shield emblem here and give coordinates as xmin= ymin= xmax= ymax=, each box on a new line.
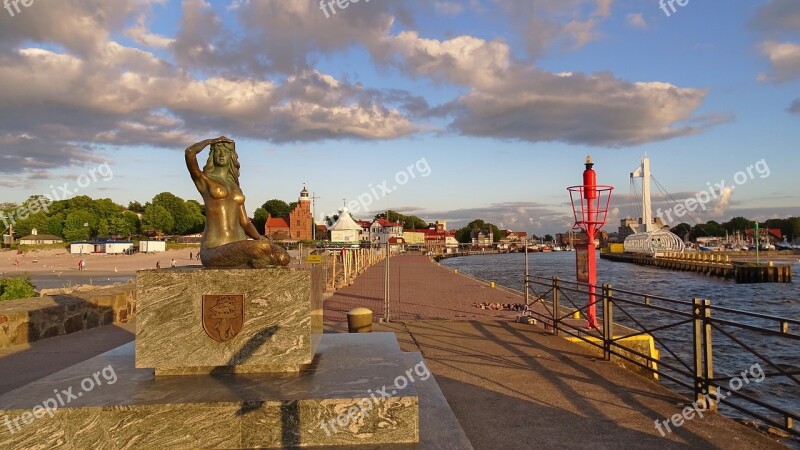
xmin=202 ymin=294 xmax=245 ymax=342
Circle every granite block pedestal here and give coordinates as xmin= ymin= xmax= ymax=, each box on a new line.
xmin=136 ymin=267 xmax=323 ymax=374
xmin=0 ymin=333 xmax=479 ymax=449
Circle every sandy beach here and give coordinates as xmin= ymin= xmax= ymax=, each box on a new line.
xmin=0 ymin=247 xmax=202 ymax=289
xmin=0 ymin=247 xmax=302 ymax=290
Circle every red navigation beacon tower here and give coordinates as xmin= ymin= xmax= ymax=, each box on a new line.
xmin=568 ymin=156 xmax=613 ymax=330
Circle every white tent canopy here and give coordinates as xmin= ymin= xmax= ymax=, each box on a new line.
xmin=624 ymin=229 xmax=685 ymax=255
xmin=329 ymin=207 xmax=361 ymax=244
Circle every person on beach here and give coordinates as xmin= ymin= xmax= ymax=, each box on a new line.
xmin=189 ymin=251 xmax=193 ymax=260
xmin=156 ymin=261 xmax=161 ymax=270
xmin=78 ymin=260 xmax=83 ymax=271
xmin=171 ymin=258 xmax=176 ymax=268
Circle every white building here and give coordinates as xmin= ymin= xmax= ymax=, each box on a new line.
xmin=369 ymin=219 xmax=403 ymax=245
xmin=140 ymin=240 xmax=166 ymax=253
xmin=70 ymin=242 xmax=95 ymax=254
xmin=329 ymin=207 xmax=362 ymax=246
xmin=104 ymin=241 xmax=134 ymax=254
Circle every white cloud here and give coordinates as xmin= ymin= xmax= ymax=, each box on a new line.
xmin=626 ymin=13 xmax=647 ymax=29
xmin=376 ymin=33 xmax=713 ymax=146
xmin=758 ymin=41 xmax=800 ymax=82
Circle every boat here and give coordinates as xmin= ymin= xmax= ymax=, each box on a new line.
xmin=775 ymin=240 xmax=800 ymax=251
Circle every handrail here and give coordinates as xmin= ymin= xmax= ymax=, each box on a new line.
xmin=523 ymin=274 xmax=798 ymax=437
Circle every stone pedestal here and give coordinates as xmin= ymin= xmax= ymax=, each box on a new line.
xmin=135 ymin=267 xmax=323 ymax=374
xmin=0 ymin=334 xmax=460 ymax=449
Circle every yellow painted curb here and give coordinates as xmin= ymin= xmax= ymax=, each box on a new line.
xmin=565 ymin=334 xmax=659 ymax=380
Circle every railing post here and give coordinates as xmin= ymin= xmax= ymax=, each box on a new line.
xmin=703 ymin=299 xmax=716 ymax=412
xmin=693 ymin=298 xmax=716 ymax=411
xmin=602 ymin=284 xmax=613 ymax=361
xmin=552 ymin=277 xmax=560 ymax=336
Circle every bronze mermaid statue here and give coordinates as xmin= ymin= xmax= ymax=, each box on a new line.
xmin=185 ymin=136 xmax=290 ymax=268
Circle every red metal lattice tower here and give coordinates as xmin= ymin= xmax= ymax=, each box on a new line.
xmin=568 ymin=156 xmax=613 ymax=330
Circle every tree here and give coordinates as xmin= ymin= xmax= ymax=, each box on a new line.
xmin=375 ymin=210 xmax=428 ymax=230
xmin=141 ymin=204 xmax=174 ymax=237
xmin=46 ymin=215 xmax=65 ymax=237
xmin=262 ymin=199 xmax=291 ymax=219
xmin=128 ymin=201 xmax=144 ymax=213
xmin=324 ymin=215 xmax=339 ymax=227
xmin=152 ymin=192 xmax=192 ymax=235
xmin=121 ymin=211 xmax=141 ymax=239
xmin=253 ymin=208 xmax=268 ymax=234
xmin=671 ymin=223 xmax=692 ymax=240
xmin=184 ymin=200 xmax=205 ymax=234
xmin=455 ymin=219 xmax=502 ymax=244
xmin=63 ymin=209 xmax=95 ymax=241
xmin=723 ymin=216 xmax=754 ymax=234
xmin=544 ymin=234 xmax=554 ymax=242
xmin=108 ymin=216 xmax=133 ymax=239
xmin=790 ymin=217 xmax=800 ymax=239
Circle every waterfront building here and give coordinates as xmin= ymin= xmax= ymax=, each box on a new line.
xmin=499 ymin=230 xmax=528 ymax=250
xmin=406 ymin=222 xmax=458 ymax=254
xmin=471 ymin=229 xmax=493 ymax=248
xmin=265 ymin=186 xmax=314 ymax=241
xmin=369 ymin=218 xmax=403 ymax=245
xmin=357 ymin=220 xmax=372 ymax=243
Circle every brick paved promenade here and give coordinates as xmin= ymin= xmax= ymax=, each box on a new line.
xmin=324 ymin=254 xmax=527 ymax=322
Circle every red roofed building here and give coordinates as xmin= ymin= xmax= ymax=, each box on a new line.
xmin=745 ymin=228 xmax=783 ymax=241
xmin=369 ymin=218 xmax=403 ymax=244
xmin=405 ymin=221 xmax=458 ymax=254
xmin=264 ymin=186 xmax=314 ymax=241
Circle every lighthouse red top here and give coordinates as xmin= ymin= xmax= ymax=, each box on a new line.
xmin=583 ymin=155 xmax=597 ymax=200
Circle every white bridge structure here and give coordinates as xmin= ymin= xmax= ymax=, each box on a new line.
xmin=623 ymin=156 xmax=685 ymax=256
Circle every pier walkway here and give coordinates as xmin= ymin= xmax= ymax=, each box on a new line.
xmin=0 ymin=254 xmax=787 ymax=449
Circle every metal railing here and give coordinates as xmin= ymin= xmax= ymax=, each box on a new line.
xmin=524 ymin=275 xmax=799 ymax=437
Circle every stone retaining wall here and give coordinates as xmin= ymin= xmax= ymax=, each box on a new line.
xmin=0 ymin=284 xmax=136 ymax=348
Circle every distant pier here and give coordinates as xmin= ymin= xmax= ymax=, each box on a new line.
xmin=600 ymin=251 xmax=792 ymax=283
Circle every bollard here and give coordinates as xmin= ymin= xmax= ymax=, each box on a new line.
xmin=347 ymin=307 xmax=373 ymax=333
xmin=490 ymin=281 xmax=495 ymax=288
xmin=572 ymin=311 xmax=581 ymax=319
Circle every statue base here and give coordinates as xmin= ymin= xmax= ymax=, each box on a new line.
xmin=135 ymin=267 xmax=323 ymax=374
xmin=0 ymin=333 xmax=469 ymax=449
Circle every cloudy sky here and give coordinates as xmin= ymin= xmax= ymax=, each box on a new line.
xmin=1 ymin=0 xmax=798 ymax=234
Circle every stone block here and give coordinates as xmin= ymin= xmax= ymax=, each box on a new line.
xmin=0 ymin=333 xmax=437 ymax=449
xmin=136 ymin=267 xmax=323 ymax=374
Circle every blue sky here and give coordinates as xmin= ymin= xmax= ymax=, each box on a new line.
xmin=0 ymin=0 xmax=798 ymax=234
